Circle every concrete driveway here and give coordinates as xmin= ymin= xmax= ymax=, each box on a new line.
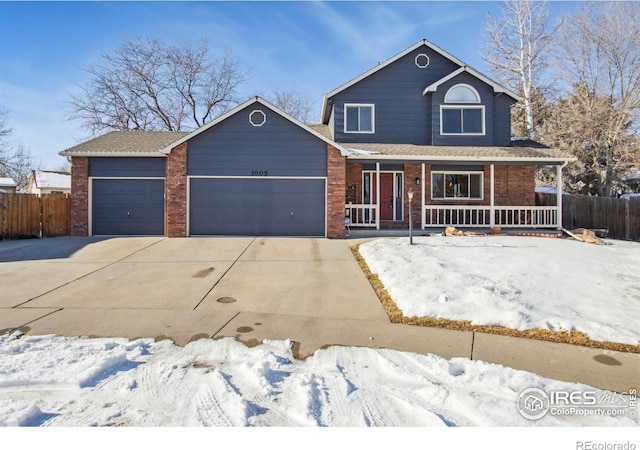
xmin=1 ymin=236 xmax=638 ymax=393
xmin=0 ymin=237 xmax=398 ymax=352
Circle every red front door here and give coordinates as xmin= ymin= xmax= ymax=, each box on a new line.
xmin=372 ymin=173 xmax=394 ymax=220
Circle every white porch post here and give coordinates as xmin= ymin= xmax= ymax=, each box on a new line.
xmin=556 ymin=163 xmax=565 ymax=230
xmin=490 ymin=164 xmax=495 ymax=227
xmin=421 ymin=163 xmax=426 ymax=229
xmin=376 ymin=162 xmax=380 ymax=230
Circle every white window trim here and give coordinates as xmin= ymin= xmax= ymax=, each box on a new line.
xmin=415 ymin=53 xmax=430 ymax=68
xmin=431 ymin=171 xmax=484 ymax=201
xmin=444 ymin=83 xmax=481 ymax=103
xmin=362 ymin=170 xmax=404 ymax=220
xmin=344 ymin=103 xmax=375 ymax=134
xmin=249 ymin=109 xmax=266 ymax=127
xmin=440 ymin=105 xmax=486 ymax=136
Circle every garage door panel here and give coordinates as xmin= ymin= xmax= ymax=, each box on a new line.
xmin=190 ymin=179 xmax=325 ymax=236
xmin=92 ymin=179 xmax=165 ymax=236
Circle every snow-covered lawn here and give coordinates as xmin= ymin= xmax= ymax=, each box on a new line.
xmin=359 ymin=236 xmax=640 ymax=346
xmin=0 ymin=333 xmax=636 ymax=428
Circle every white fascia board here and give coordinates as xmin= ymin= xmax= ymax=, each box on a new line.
xmin=423 ymin=67 xmax=522 ymax=102
xmin=346 ymin=154 xmax=576 ymax=164
xmin=162 ymin=96 xmax=352 ymax=157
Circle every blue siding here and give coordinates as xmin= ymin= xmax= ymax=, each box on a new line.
xmin=493 ymin=95 xmax=514 ymax=146
xmin=187 ymin=103 xmax=327 ymax=177
xmin=330 ymin=46 xmax=459 ymax=144
xmin=430 ymin=71 xmax=495 ymax=146
xmin=89 ymin=157 xmax=165 ymax=177
xmin=327 ymin=44 xmax=516 ymax=146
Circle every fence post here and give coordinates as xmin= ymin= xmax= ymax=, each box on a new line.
xmin=625 ymin=199 xmax=630 ymax=241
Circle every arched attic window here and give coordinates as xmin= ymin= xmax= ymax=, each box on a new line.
xmin=444 ymin=84 xmax=480 ymax=103
xmin=441 ymin=84 xmax=485 ymax=135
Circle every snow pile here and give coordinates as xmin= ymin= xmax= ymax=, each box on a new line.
xmin=0 ymin=333 xmax=635 ymax=427
xmin=359 ymin=236 xmax=640 ymax=345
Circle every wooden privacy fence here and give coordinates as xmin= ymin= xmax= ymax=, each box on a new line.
xmin=0 ymin=193 xmax=70 ymax=239
xmin=536 ymin=193 xmax=640 ymax=241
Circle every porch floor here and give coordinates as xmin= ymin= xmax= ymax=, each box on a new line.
xmin=345 ymin=227 xmax=563 ymax=240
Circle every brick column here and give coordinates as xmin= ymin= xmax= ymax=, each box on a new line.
xmin=70 ymin=156 xmax=89 ymax=236
xmin=403 ymin=164 xmax=423 ymax=227
xmin=327 ymin=144 xmax=346 ymax=239
xmin=165 ymin=142 xmax=188 ymax=237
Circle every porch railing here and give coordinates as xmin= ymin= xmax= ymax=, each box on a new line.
xmin=346 ymin=203 xmax=378 ymax=227
xmin=422 ymin=205 xmax=558 ymax=228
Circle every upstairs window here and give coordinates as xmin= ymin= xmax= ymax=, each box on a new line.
xmin=344 ymin=104 xmax=375 ymax=133
xmin=441 ymin=84 xmax=484 ymax=135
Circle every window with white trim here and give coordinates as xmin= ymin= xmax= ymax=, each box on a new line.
xmin=432 ymin=171 xmax=483 ymax=200
xmin=441 ymin=84 xmax=484 ymax=135
xmin=344 ymin=104 xmax=374 ymax=133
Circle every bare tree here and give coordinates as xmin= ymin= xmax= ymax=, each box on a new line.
xmin=268 ymin=89 xmax=315 ymax=123
xmin=70 ymin=37 xmax=248 ymax=133
xmin=0 ymin=108 xmax=37 ymax=191
xmin=481 ymin=0 xmax=556 ymax=139
xmin=545 ymin=2 xmax=640 ymax=196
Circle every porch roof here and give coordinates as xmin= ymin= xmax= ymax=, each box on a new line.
xmin=344 ymin=142 xmax=576 ymax=165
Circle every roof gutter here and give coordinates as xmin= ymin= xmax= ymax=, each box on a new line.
xmin=345 ymin=154 xmax=577 ymax=164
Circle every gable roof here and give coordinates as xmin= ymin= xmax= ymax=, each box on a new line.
xmin=321 ymin=38 xmax=519 ymax=123
xmin=423 ymin=67 xmax=521 ymax=101
xmin=29 ymin=170 xmax=71 ymax=190
xmin=161 ymin=96 xmax=351 ymax=156
xmin=59 ymin=131 xmax=188 ymax=157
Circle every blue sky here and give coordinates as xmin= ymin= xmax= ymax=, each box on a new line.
xmin=0 ymin=1 xmax=577 ymax=169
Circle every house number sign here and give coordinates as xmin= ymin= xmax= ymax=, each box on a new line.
xmin=251 ymin=170 xmax=268 ymax=176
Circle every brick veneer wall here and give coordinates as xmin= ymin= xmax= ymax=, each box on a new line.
xmin=70 ymin=156 xmax=89 ymax=236
xmin=403 ymin=164 xmax=423 ymax=227
xmin=327 ymin=145 xmax=346 ymax=238
xmin=165 ymin=142 xmax=188 ymax=237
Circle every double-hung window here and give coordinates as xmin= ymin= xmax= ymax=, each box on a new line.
xmin=440 ymin=84 xmax=484 ymax=135
xmin=432 ymin=172 xmax=483 ymax=200
xmin=344 ymin=104 xmax=374 ymax=133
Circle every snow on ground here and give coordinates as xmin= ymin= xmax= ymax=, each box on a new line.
xmin=0 ymin=333 xmax=636 ymax=427
xmin=359 ymin=236 xmax=640 ymax=345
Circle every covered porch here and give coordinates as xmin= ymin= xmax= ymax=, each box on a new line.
xmin=343 ymin=143 xmax=575 ymax=232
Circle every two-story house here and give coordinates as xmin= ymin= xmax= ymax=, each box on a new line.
xmin=61 ymin=39 xmax=574 ymax=238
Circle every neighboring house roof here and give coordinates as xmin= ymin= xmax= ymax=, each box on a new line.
xmin=29 ymin=170 xmax=71 ymax=190
xmin=321 ymin=38 xmax=519 ymax=123
xmin=161 ymin=96 xmax=352 ymax=156
xmin=0 ymin=177 xmax=17 ymax=188
xmin=59 ymin=131 xmax=188 ymax=157
xmin=344 ymin=142 xmax=575 ymax=164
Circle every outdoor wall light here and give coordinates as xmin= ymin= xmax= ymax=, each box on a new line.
xmin=415 ymin=177 xmax=420 ymax=185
